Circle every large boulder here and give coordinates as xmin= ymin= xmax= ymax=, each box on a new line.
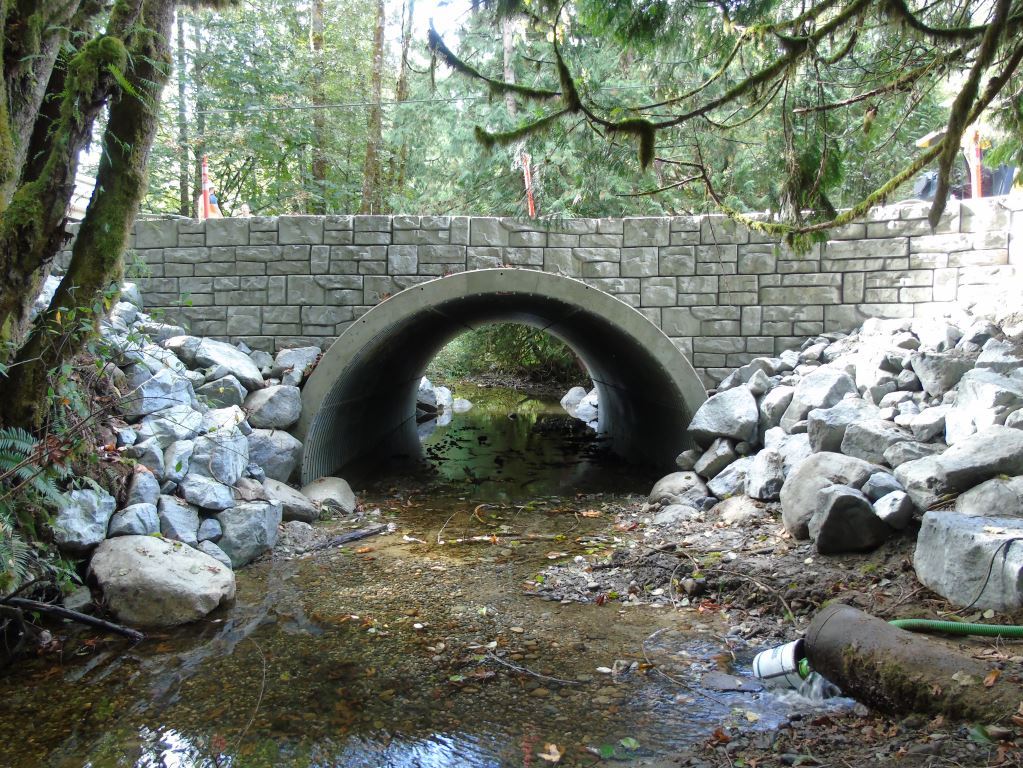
xmin=89 ymin=535 xmax=235 ymax=626
xmin=894 ymin=426 xmax=1023 ymax=511
xmin=300 ymin=476 xmax=357 ymax=514
xmin=955 ymin=368 xmax=1023 ymax=430
xmin=955 ymin=476 xmax=1023 ymax=518
xmin=807 ymin=398 xmax=880 ymax=453
xmin=693 ymin=438 xmax=736 ymax=479
xmin=121 ymin=367 xmax=195 ymax=418
xmin=758 ymin=385 xmax=794 ymax=435
xmin=873 ymin=491 xmax=914 ymax=530
xmin=808 ymin=484 xmax=892 ymax=554
xmin=247 ymin=429 xmax=303 ymax=482
xmin=910 ymin=350 xmax=975 ymax=397
xmin=780 ymin=367 xmax=858 ymax=432
xmin=163 ymin=439 xmax=194 ymax=483
xmin=883 ymin=440 xmax=946 ymax=468
xmin=780 ymin=452 xmax=875 ymax=538
xmin=271 ymin=346 xmax=320 ymax=382
xmin=974 ymin=339 xmax=1023 ymax=375
xmin=107 ymin=503 xmax=160 ymax=537
xmin=190 ymin=338 xmax=265 ymax=391
xmin=52 ymin=489 xmax=117 ymax=552
xmin=687 ymin=386 xmax=758 ymax=446
xmin=264 ymin=478 xmax=319 ymax=522
xmin=196 ymin=375 xmax=248 ymax=408
xmin=134 ymin=404 xmax=203 ymax=448
xmin=648 ymin=472 xmax=710 ymax=507
xmin=243 ymin=385 xmax=302 ymax=429
xmin=839 ymin=419 xmax=913 ymax=464
xmin=707 ymin=456 xmax=754 ymax=499
xmin=560 ymin=386 xmax=587 ymax=416
xmin=125 ymin=467 xmax=160 ymax=507
xmin=178 ymin=474 xmax=235 ymax=512
xmin=914 ymin=511 xmax=1023 ymax=610
xmin=190 ymin=426 xmax=248 ymax=486
xmin=215 ymin=500 xmax=282 ymax=567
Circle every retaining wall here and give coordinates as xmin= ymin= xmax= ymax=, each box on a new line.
xmin=64 ymin=197 xmax=1022 ymax=385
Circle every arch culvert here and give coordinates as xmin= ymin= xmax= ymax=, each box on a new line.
xmin=296 ymin=269 xmax=707 ymax=485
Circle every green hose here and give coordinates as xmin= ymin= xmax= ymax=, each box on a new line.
xmin=888 ymin=618 xmax=1023 ymax=637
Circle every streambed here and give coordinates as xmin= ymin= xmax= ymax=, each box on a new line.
xmin=0 ymin=387 xmax=840 ymax=767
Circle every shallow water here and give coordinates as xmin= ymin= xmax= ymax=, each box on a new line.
xmin=0 ymin=387 xmax=840 ymax=767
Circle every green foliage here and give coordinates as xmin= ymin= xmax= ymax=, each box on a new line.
xmin=0 ymin=427 xmax=71 ymax=593
xmin=428 ymin=324 xmax=585 ymax=387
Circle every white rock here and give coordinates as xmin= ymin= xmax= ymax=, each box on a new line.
xmin=247 ymin=429 xmax=303 ymax=482
xmin=243 ymin=385 xmax=302 ymax=429
xmin=780 ymin=367 xmax=858 ymax=433
xmin=53 ymin=489 xmax=117 ymax=552
xmin=264 ymin=478 xmax=319 ymax=523
xmin=873 ymin=491 xmax=914 ymax=529
xmin=89 ymin=535 xmax=235 ymax=626
xmin=780 ymin=452 xmax=875 ymax=538
xmin=215 ymin=500 xmax=282 ymax=567
xmin=300 ymin=476 xmax=357 ymax=514
xmin=688 ymin=386 xmax=758 ymax=446
xmin=648 ymin=472 xmax=710 ymax=506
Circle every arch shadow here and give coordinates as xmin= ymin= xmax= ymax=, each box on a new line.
xmin=296 ymin=269 xmax=707 ymax=485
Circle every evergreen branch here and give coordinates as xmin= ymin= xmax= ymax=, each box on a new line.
xmin=427 ymin=25 xmax=560 ymax=102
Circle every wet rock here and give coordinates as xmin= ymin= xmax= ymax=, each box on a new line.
xmin=126 ymin=467 xmax=160 ymax=507
xmin=215 ymin=500 xmax=282 ymax=567
xmin=707 ymin=456 xmax=754 ymax=499
xmin=179 ymin=474 xmax=235 ymax=512
xmin=243 ymin=384 xmax=301 ymax=429
xmin=574 ymin=389 xmax=599 ymax=423
xmin=895 ymin=426 xmax=1023 ymax=511
xmin=687 ymin=386 xmax=758 ymax=446
xmin=910 ymin=350 xmax=976 ymax=397
xmin=915 ymin=511 xmax=1023 ymax=610
xmin=264 ymin=478 xmax=319 ymax=522
xmin=955 ymin=476 xmax=1023 ymax=518
xmin=434 ymin=385 xmax=454 ymax=412
xmin=693 ymin=438 xmax=736 ymax=479
xmin=197 ymin=540 xmax=233 ymax=569
xmin=53 ymin=489 xmax=117 ymax=552
xmin=107 ymin=503 xmax=160 ymax=537
xmin=190 ymin=426 xmax=248 ymax=486
xmin=809 ymin=485 xmax=892 ymax=554
xmin=90 ymin=535 xmax=235 ymax=627
xmin=862 ymin=471 xmax=902 ymax=501
xmin=807 ymin=398 xmax=880 ymax=453
xmin=648 ymin=472 xmax=710 ymax=507
xmin=157 ymin=495 xmax=201 ymax=544
xmin=247 ymin=429 xmax=303 ymax=482
xmin=418 ymin=377 xmax=438 ymax=409
xmin=271 ymin=346 xmax=320 ymax=381
xmin=560 ymin=386 xmax=587 ymax=415
xmin=780 ymin=452 xmax=875 ymax=538
xmin=452 ymin=398 xmax=473 ymax=413
xmin=196 ymin=375 xmax=248 ymax=408
xmin=840 ymin=419 xmax=913 ymax=464
xmin=121 ymin=367 xmax=195 ymax=418
xmin=746 ymin=449 xmax=785 ymax=501
xmin=163 ymin=439 xmax=194 ymax=483
xmin=873 ymin=491 xmax=914 ymax=529
xmin=300 ymin=476 xmax=357 ymax=514
xmin=781 ymin=367 xmax=858 ymax=433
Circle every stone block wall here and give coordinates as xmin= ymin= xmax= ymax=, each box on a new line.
xmin=63 ymin=197 xmax=1021 ymax=386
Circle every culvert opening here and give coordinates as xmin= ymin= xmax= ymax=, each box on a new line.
xmin=297 ymin=270 xmax=707 ymax=487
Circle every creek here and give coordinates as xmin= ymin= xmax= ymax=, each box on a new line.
xmin=0 ymin=386 xmax=842 ymax=767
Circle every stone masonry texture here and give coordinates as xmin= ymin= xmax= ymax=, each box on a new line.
xmin=65 ymin=199 xmax=1021 ymax=387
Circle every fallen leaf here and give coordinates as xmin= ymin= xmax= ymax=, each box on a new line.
xmin=580 ymin=509 xmax=602 ymax=518
xmin=985 ymin=668 xmax=1001 ymax=687
xmin=708 ymin=727 xmax=731 ymax=745
xmin=355 ymin=546 xmax=374 ymax=554
xmin=538 ymin=743 xmax=563 ymax=763
xmin=619 ymin=736 xmax=640 ymax=750
xmin=952 ymin=671 xmax=977 ymax=687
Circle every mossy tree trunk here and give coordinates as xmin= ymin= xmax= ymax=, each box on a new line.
xmin=0 ymin=0 xmax=176 ymax=428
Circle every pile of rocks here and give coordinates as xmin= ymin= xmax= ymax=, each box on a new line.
xmin=416 ymin=376 xmax=471 ymax=437
xmin=48 ymin=282 xmax=360 ymax=626
xmin=647 ymin=310 xmax=1023 ymax=610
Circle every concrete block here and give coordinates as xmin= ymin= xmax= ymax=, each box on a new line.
xmin=136 ymin=220 xmax=179 ymax=249
xmin=279 ymin=216 xmax=324 ymax=245
xmin=621 ymin=247 xmax=658 ymax=277
xmin=659 ymin=246 xmax=695 ymax=275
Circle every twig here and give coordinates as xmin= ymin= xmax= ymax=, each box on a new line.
xmin=440 ymin=533 xmax=559 ymax=545
xmin=311 ymin=523 xmax=389 ymax=551
xmin=485 ymin=651 xmax=581 ymax=686
xmin=437 ymin=508 xmax=460 ymax=545
xmin=236 ymin=638 xmax=267 ymax=745
xmin=3 ymin=597 xmax=144 ymax=642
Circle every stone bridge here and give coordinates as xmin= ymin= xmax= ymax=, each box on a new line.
xmin=76 ymin=197 xmax=1020 ymax=476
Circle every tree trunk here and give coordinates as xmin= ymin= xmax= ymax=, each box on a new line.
xmin=359 ymin=0 xmax=385 ymax=214
xmin=176 ymin=11 xmax=190 ymax=217
xmin=192 ymin=17 xmax=207 ymax=218
xmin=0 ymin=0 xmax=146 ymax=346
xmin=392 ymin=0 xmax=415 ymax=194
xmin=0 ymin=0 xmax=176 ymax=428
xmin=309 ymin=0 xmax=327 ymax=214
xmin=502 ymin=17 xmax=517 ymax=117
